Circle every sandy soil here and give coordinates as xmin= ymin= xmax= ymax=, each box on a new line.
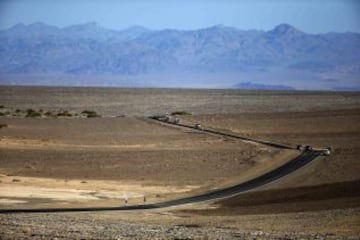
xmin=0 ymin=117 xmax=275 ymax=186
xmin=0 ymin=174 xmax=198 ymax=208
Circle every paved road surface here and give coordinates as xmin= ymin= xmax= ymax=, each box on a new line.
xmin=148 ymin=116 xmax=295 ymax=150
xmin=0 ymin=150 xmax=321 ymax=214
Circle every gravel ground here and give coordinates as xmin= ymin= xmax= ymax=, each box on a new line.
xmin=1 ymin=212 xmax=359 ymax=240
xmin=1 ymin=87 xmax=360 ymax=117
xmin=1 ymin=87 xmax=359 ymax=239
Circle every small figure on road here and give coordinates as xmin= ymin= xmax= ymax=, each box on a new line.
xmin=123 ymin=192 xmax=128 ymax=206
xmin=143 ymin=195 xmax=146 ymax=204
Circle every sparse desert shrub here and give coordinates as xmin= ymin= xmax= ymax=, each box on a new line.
xmin=15 ymin=109 xmax=22 ymax=113
xmin=26 ymin=109 xmax=35 ymax=114
xmin=0 ymin=123 xmax=8 ymax=129
xmin=12 ymin=178 xmax=21 ymax=182
xmin=87 ymin=112 xmax=101 ymax=118
xmin=0 ymin=105 xmax=4 ymax=108
xmin=26 ymin=112 xmax=41 ymax=117
xmin=82 ymin=110 xmax=95 ymax=115
xmin=45 ymin=111 xmax=53 ymax=117
xmin=0 ymin=112 xmax=4 ymax=116
xmin=56 ymin=110 xmax=72 ymax=117
xmin=26 ymin=109 xmax=41 ymax=118
xmin=171 ymin=111 xmax=192 ymax=116
xmin=82 ymin=110 xmax=100 ymax=118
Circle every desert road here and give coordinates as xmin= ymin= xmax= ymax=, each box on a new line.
xmin=0 ymin=149 xmax=321 ymax=214
xmin=148 ymin=116 xmax=295 ymax=150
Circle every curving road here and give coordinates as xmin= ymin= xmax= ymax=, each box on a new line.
xmin=0 ymin=150 xmax=321 ymax=214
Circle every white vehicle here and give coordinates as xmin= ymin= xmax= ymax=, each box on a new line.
xmin=321 ymin=147 xmax=332 ymax=156
xmin=297 ymin=145 xmax=312 ymax=151
xmin=194 ymin=123 xmax=203 ymax=130
xmin=296 ymin=145 xmax=305 ymax=151
xmin=164 ymin=116 xmax=171 ymax=122
xmin=305 ymin=145 xmax=313 ymax=151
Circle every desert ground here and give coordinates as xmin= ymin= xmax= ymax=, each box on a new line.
xmin=0 ymin=86 xmax=359 ymax=239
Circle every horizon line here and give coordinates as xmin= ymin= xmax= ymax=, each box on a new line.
xmin=2 ymin=21 xmax=360 ymax=34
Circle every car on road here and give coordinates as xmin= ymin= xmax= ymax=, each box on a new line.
xmin=321 ymin=147 xmax=332 ymax=156
xmin=297 ymin=145 xmax=305 ymax=151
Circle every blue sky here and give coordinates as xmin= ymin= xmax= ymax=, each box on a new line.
xmin=0 ymin=0 xmax=359 ymax=33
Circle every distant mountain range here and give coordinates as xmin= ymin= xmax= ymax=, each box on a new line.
xmin=233 ymin=82 xmax=295 ymax=90
xmin=0 ymin=22 xmax=359 ymax=90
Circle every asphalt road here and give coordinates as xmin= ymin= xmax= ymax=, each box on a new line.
xmin=0 ymin=150 xmax=321 ymax=214
xmin=148 ymin=116 xmax=295 ymax=150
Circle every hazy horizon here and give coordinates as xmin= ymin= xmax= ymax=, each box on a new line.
xmin=3 ymin=21 xmax=360 ymax=35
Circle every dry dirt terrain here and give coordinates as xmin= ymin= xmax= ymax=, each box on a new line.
xmin=0 ymin=86 xmax=359 ymax=239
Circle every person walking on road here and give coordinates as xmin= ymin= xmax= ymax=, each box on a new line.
xmin=123 ymin=192 xmax=128 ymax=206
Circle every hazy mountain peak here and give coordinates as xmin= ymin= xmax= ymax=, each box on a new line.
xmin=116 ymin=25 xmax=151 ymax=40
xmin=27 ymin=22 xmax=59 ymax=31
xmin=205 ymin=24 xmax=237 ymax=31
xmin=211 ymin=24 xmax=226 ymax=29
xmin=28 ymin=22 xmax=49 ymax=27
xmin=12 ymin=23 xmax=26 ymax=28
xmin=125 ymin=25 xmax=149 ymax=31
xmin=64 ymin=21 xmax=103 ymax=31
xmin=233 ymin=82 xmax=295 ymax=90
xmin=7 ymin=23 xmax=26 ymax=31
xmin=122 ymin=25 xmax=150 ymax=35
xmin=60 ymin=21 xmax=116 ymax=40
xmin=3 ymin=22 xmax=59 ymax=36
xmin=269 ymin=23 xmax=303 ymax=36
